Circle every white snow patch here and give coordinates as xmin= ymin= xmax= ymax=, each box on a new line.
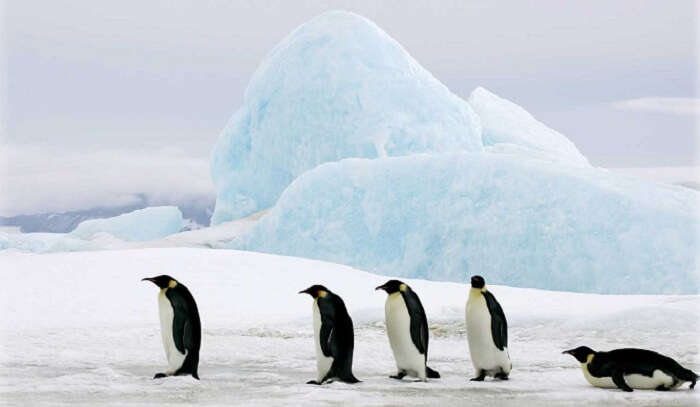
xmin=1 ymin=248 xmax=697 ymax=406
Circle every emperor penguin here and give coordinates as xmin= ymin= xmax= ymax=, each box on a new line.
xmin=465 ymin=275 xmax=511 ymax=381
xmin=563 ymin=346 xmax=698 ymax=391
xmin=376 ymin=280 xmax=440 ymax=381
xmin=299 ymin=285 xmax=360 ymax=385
xmin=142 ymin=275 xmax=201 ymax=380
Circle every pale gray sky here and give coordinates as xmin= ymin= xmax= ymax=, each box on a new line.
xmin=1 ymin=0 xmax=698 ymax=216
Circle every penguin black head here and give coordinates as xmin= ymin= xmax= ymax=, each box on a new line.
xmin=562 ymin=346 xmax=596 ymax=363
xmin=299 ymin=284 xmax=330 ymax=299
xmin=375 ymin=280 xmax=407 ymax=294
xmin=470 ymin=275 xmax=485 ymax=289
xmin=142 ymin=275 xmax=177 ymax=289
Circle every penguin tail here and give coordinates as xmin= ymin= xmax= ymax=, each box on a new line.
xmin=192 ymin=371 xmax=200 ymax=380
xmin=344 ymin=374 xmax=361 ymax=384
xmin=426 ymin=366 xmax=440 ymax=379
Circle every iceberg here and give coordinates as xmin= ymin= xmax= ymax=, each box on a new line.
xmin=210 ymin=11 xmax=482 ymax=224
xmin=236 ymin=153 xmax=699 ymax=294
xmin=71 ymin=206 xmax=184 ymax=241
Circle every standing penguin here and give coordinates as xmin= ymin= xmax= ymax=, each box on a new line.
xmin=299 ymin=285 xmax=360 ymax=385
xmin=563 ymin=346 xmax=698 ymax=391
xmin=376 ymin=280 xmax=440 ymax=381
xmin=465 ymin=275 xmax=511 ymax=381
xmin=142 ymin=275 xmax=201 ymax=380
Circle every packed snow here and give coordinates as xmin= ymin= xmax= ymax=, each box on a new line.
xmin=0 ymin=248 xmax=697 ymax=406
xmin=236 ymin=153 xmax=699 ymax=294
xmin=210 ymin=11 xmax=482 ymax=224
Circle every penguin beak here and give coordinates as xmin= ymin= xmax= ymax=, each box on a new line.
xmin=142 ymin=277 xmax=158 ymax=286
xmin=298 ymin=288 xmax=310 ymax=295
xmin=562 ymin=349 xmax=573 ymax=355
xmin=375 ymin=284 xmax=386 ymax=291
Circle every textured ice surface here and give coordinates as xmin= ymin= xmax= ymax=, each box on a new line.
xmin=1 ymin=249 xmax=698 ymax=406
xmin=210 ymin=11 xmax=482 ymax=224
xmin=237 ymin=153 xmax=700 ymax=294
xmin=71 ymin=206 xmax=184 ymax=241
xmin=468 ymin=87 xmax=590 ymax=166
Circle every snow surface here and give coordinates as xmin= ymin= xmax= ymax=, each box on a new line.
xmin=71 ymin=206 xmax=184 ymax=241
xmin=210 ymin=11 xmax=482 ymax=224
xmin=236 ymin=153 xmax=699 ymax=294
xmin=468 ymin=87 xmax=590 ymax=167
xmin=1 ymin=248 xmax=698 ymax=406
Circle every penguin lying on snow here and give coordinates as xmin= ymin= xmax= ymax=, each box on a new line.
xmin=376 ymin=280 xmax=440 ymax=381
xmin=465 ymin=275 xmax=511 ymax=381
xmin=142 ymin=275 xmax=201 ymax=380
xmin=299 ymin=285 xmax=360 ymax=385
xmin=563 ymin=346 xmax=698 ymax=391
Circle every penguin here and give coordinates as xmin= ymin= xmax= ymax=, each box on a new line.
xmin=375 ymin=280 xmax=440 ymax=381
xmin=465 ymin=275 xmax=511 ymax=381
xmin=142 ymin=275 xmax=201 ymax=380
xmin=299 ymin=285 xmax=360 ymax=385
xmin=563 ymin=346 xmax=698 ymax=391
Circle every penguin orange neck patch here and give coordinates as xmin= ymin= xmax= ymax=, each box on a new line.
xmin=168 ymin=280 xmax=177 ymax=288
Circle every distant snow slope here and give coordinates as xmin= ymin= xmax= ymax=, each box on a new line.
xmin=469 ymin=87 xmax=589 ymax=166
xmin=71 ymin=206 xmax=184 ymax=241
xmin=1 ymin=248 xmax=697 ymax=406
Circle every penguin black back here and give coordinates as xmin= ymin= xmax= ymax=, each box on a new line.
xmin=165 ymin=281 xmax=201 ymax=378
xmin=299 ymin=285 xmax=359 ymax=384
xmin=143 ymin=275 xmax=201 ymax=380
xmin=376 ymin=280 xmax=440 ymax=379
xmin=471 ymin=275 xmax=507 ymax=351
xmin=564 ymin=346 xmax=698 ymax=391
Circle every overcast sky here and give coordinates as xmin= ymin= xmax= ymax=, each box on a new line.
xmin=1 ymin=0 xmax=698 ymax=216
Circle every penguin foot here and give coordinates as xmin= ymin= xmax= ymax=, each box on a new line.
xmin=390 ymin=371 xmax=407 ymax=380
xmin=494 ymin=373 xmax=509 ymax=380
xmin=691 ymin=380 xmax=696 ymax=389
xmin=306 ymin=380 xmax=322 ymax=385
xmin=153 ymin=373 xmax=167 ymax=379
xmin=655 ymin=385 xmax=669 ymax=391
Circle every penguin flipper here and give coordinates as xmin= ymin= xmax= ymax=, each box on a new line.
xmin=319 ymin=321 xmax=334 ymax=358
xmin=612 ymin=371 xmax=633 ymax=392
xmin=401 ymin=289 xmax=428 ymax=355
xmin=482 ymin=291 xmax=507 ymax=351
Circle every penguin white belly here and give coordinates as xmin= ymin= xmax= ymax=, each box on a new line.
xmin=385 ymin=293 xmax=426 ymax=379
xmin=158 ymin=289 xmax=186 ymax=374
xmin=582 ymin=364 xmax=677 ymax=390
xmin=465 ymin=293 xmax=510 ymax=374
xmin=313 ymin=301 xmax=334 ymax=381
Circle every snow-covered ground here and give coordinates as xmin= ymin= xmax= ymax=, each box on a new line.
xmin=1 ymin=248 xmax=698 ymax=406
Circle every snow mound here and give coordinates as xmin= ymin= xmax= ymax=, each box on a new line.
xmin=236 ymin=153 xmax=700 ymax=294
xmin=468 ymin=87 xmax=589 ymax=166
xmin=210 ymin=10 xmax=482 ymax=224
xmin=71 ymin=206 xmax=184 ymax=241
